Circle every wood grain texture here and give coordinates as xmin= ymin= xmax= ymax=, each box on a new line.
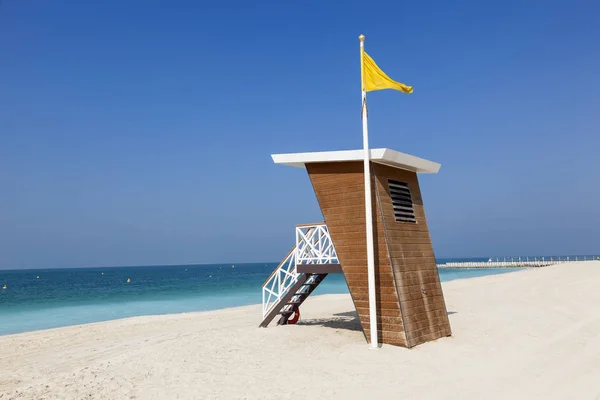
xmin=307 ymin=162 xmax=407 ymax=347
xmin=372 ymin=163 xmax=451 ymax=347
xmin=306 ymin=161 xmax=451 ymax=348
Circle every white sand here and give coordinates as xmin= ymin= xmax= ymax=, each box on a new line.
xmin=1 ymin=261 xmax=600 ymax=400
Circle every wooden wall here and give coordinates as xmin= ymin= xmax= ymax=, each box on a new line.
xmin=306 ymin=161 xmax=451 ymax=348
xmin=372 ymin=163 xmax=451 ymax=347
xmin=306 ymin=161 xmax=407 ymax=346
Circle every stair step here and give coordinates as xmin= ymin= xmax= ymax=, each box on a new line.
xmin=260 ymin=268 xmax=330 ymax=328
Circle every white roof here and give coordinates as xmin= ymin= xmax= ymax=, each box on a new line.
xmin=271 ymin=148 xmax=440 ymax=174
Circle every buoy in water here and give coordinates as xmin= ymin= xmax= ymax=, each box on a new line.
xmin=2 ymin=285 xmax=6 ymax=290
xmin=101 ymin=272 xmax=104 ymax=276
xmin=232 ymin=265 xmax=235 ymax=268
xmin=126 ymin=278 xmax=131 ymax=283
xmin=36 ymin=276 xmax=40 ymax=279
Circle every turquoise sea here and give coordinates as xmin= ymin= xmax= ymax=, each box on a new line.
xmin=0 ymin=260 xmax=518 ymax=336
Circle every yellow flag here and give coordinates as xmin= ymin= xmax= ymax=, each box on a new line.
xmin=362 ymin=51 xmax=413 ymax=94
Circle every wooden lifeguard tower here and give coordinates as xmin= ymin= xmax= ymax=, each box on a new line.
xmin=260 ymin=148 xmax=451 ymax=348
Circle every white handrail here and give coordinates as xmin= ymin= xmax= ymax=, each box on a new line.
xmin=262 ymin=249 xmax=299 ymax=318
xmin=262 ymin=224 xmax=339 ymax=319
xmin=295 ymin=224 xmax=338 ymax=265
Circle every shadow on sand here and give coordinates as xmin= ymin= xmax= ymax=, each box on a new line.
xmin=296 ymin=310 xmax=363 ymax=332
xmin=297 ymin=310 xmax=457 ymax=332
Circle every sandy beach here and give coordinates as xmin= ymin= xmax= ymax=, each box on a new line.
xmin=1 ymin=261 xmax=599 ymax=399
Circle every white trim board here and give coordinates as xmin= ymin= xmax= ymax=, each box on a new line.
xmin=271 ymin=148 xmax=440 ymax=174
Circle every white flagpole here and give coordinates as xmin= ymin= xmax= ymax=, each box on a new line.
xmin=359 ymin=34 xmax=378 ymax=349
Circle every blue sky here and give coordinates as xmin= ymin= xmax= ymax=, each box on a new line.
xmin=1 ymin=0 xmax=599 ymax=269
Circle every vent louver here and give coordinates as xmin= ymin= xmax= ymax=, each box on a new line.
xmin=388 ymin=180 xmax=416 ymax=223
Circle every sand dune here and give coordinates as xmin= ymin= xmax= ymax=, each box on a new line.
xmin=1 ymin=261 xmax=600 ymax=399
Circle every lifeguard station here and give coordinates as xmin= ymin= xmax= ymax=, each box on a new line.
xmin=260 ymin=148 xmax=452 ymax=348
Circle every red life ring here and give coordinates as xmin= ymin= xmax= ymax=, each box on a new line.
xmin=288 ymin=308 xmax=300 ymax=324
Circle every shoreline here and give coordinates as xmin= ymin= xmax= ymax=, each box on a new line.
xmin=0 ymin=267 xmax=516 ymax=337
xmin=1 ymin=261 xmax=599 ymax=399
xmin=0 ymin=268 xmax=514 ymax=339
xmin=0 ymin=301 xmax=265 ymax=340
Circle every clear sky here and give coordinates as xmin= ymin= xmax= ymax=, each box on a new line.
xmin=1 ymin=0 xmax=599 ymax=269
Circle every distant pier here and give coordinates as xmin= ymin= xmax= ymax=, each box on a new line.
xmin=437 ymin=256 xmax=600 ymax=269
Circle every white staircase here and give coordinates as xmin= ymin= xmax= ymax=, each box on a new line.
xmin=260 ymin=224 xmax=339 ymax=327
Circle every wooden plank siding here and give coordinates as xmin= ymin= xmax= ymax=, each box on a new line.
xmin=372 ymin=163 xmax=451 ymax=347
xmin=306 ymin=161 xmax=408 ymax=347
xmin=305 ymin=161 xmax=451 ymax=348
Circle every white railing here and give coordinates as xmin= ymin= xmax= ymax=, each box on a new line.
xmin=261 ymin=224 xmax=339 ymax=319
xmin=262 ymin=247 xmax=299 ymax=319
xmin=295 ymin=224 xmax=338 ymax=265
